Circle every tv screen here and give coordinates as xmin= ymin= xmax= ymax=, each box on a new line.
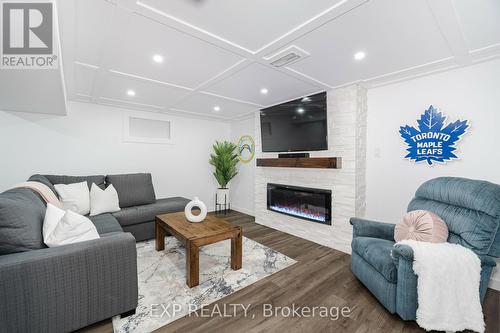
xmin=260 ymin=92 xmax=327 ymax=152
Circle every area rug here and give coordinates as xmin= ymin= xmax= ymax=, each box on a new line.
xmin=112 ymin=237 xmax=296 ymax=333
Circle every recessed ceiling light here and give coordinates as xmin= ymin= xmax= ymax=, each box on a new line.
xmin=354 ymin=51 xmax=366 ymax=61
xmin=297 ymin=107 xmax=305 ymax=114
xmin=127 ymin=89 xmax=136 ymax=97
xmin=301 ymin=97 xmax=311 ymax=102
xmin=260 ymin=88 xmax=268 ymax=95
xmin=213 ymin=106 xmax=221 ymax=112
xmin=153 ymin=54 xmax=164 ymax=63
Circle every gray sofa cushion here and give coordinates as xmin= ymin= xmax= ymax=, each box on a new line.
xmin=106 ymin=173 xmax=156 ymax=208
xmin=28 ymin=174 xmax=58 ymax=197
xmin=89 ymin=213 xmax=123 ymax=235
xmin=43 ymin=175 xmax=106 ymax=190
xmin=0 ymin=233 xmax=138 ymax=333
xmin=122 ymin=221 xmax=155 ymax=242
xmin=112 ymin=197 xmax=190 ymax=227
xmin=0 ymin=188 xmax=47 ymax=254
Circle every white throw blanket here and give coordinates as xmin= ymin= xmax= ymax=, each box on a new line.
xmin=398 ymin=240 xmax=485 ymax=333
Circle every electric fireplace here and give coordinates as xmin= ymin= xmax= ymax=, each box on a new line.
xmin=267 ymin=183 xmax=332 ymax=225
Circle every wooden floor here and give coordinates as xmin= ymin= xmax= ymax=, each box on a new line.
xmin=79 ymin=211 xmax=499 ymax=333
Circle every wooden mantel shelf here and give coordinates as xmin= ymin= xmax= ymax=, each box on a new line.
xmin=256 ymin=157 xmax=341 ymax=169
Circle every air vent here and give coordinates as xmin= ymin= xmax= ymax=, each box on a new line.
xmin=270 ymin=53 xmax=301 ymax=67
xmin=265 ymin=45 xmax=310 ymax=68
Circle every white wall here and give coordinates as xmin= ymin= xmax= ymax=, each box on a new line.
xmin=366 ymin=59 xmax=500 ymax=289
xmin=229 ymin=115 xmax=256 ymax=215
xmin=0 ymin=101 xmax=230 ymax=209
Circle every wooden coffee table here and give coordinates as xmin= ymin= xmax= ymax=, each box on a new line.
xmin=155 ymin=212 xmax=243 ymax=288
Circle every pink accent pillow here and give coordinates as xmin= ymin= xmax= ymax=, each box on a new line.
xmin=394 ymin=210 xmax=449 ymax=243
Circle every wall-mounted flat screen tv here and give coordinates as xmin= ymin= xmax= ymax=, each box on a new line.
xmin=260 ymin=92 xmax=327 ymax=152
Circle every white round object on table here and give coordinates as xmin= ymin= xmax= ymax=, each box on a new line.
xmin=184 ymin=197 xmax=207 ymax=223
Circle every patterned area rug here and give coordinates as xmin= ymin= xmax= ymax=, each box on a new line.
xmin=113 ymin=237 xmax=296 ymax=333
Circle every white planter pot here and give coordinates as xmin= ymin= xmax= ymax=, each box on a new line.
xmin=216 ymin=188 xmax=230 ymax=205
xmin=184 ymin=197 xmax=207 ymax=223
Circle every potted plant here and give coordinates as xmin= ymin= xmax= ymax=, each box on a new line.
xmin=209 ymin=140 xmax=239 ymax=206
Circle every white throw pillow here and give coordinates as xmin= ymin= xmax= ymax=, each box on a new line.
xmin=54 ymin=181 xmax=90 ymax=215
xmin=90 ymin=183 xmax=121 ymax=216
xmin=43 ymin=203 xmax=100 ymax=247
xmin=43 ymin=203 xmax=66 ymax=240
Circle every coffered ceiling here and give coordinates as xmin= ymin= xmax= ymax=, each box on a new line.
xmin=57 ymin=0 xmax=500 ymax=120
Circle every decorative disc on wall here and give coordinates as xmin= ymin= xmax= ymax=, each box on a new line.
xmin=237 ymin=135 xmax=255 ymax=163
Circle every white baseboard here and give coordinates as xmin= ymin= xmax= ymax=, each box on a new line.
xmin=231 ymin=206 xmax=255 ymax=216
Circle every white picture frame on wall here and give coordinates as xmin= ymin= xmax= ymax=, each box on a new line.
xmin=123 ymin=112 xmax=174 ymax=144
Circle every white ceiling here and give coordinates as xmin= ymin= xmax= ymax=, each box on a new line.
xmin=204 ymin=63 xmax=322 ymax=106
xmin=138 ymin=0 xmax=345 ymax=52
xmin=453 ymin=0 xmax=500 ymax=51
xmin=56 ymin=0 xmax=500 ymax=120
xmin=288 ymin=0 xmax=453 ymax=87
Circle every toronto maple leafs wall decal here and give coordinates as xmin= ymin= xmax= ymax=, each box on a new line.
xmin=399 ymin=105 xmax=469 ymax=166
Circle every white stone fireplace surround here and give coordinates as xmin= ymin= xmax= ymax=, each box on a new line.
xmin=254 ymin=85 xmax=367 ymax=254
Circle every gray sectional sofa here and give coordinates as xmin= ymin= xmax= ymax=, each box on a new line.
xmin=30 ymin=173 xmax=190 ymax=241
xmin=0 ymin=173 xmax=190 ymax=333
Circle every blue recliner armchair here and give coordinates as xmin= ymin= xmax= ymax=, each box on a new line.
xmin=350 ymin=177 xmax=500 ymax=320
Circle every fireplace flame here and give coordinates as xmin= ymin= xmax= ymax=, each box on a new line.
xmin=269 ymin=205 xmax=326 ymax=222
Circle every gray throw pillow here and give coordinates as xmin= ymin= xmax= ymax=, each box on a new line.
xmin=0 ymin=188 xmax=47 ymax=255
xmin=42 ymin=175 xmax=106 ymax=190
xmin=105 ymin=173 xmax=156 ymax=208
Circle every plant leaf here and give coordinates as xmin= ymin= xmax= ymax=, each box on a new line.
xmin=209 ymin=140 xmax=239 ymax=188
